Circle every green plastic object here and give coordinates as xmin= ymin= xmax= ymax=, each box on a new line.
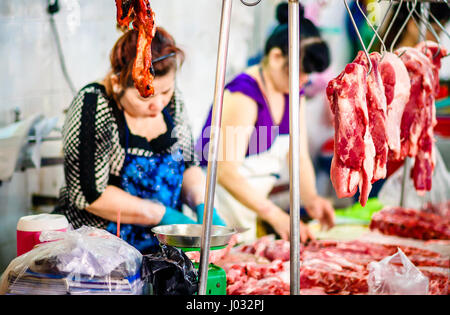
xmin=335 ymin=197 xmax=384 ymax=223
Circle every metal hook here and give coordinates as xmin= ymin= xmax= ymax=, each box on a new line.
xmin=344 ymin=0 xmax=373 ymax=75
xmin=391 ymin=0 xmax=417 ymax=54
xmin=356 ymin=0 xmax=387 ymax=56
xmin=367 ymin=0 xmax=394 ymax=54
xmin=240 ymin=0 xmax=261 ymax=6
xmin=407 ymin=2 xmax=430 ymax=52
xmin=428 ymin=9 xmax=450 ymax=58
xmin=416 ymin=3 xmax=448 ymax=58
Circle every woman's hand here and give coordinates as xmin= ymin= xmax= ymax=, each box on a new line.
xmin=304 ymin=195 xmax=335 ymax=231
xmin=262 ymin=204 xmax=315 ymax=243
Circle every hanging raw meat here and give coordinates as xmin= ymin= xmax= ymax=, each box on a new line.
xmin=115 ymin=0 xmax=156 ymax=97
xmin=370 ymin=207 xmax=450 ymax=240
xmin=396 ymin=46 xmax=436 ymax=194
xmin=378 ymin=52 xmax=411 ymax=159
xmin=326 ymin=60 xmax=375 ymax=207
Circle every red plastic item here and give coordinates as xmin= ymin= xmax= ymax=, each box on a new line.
xmin=435 ymin=116 xmax=450 ymax=138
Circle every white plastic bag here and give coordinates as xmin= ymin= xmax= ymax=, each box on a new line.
xmin=368 ymin=248 xmax=429 ymax=295
xmin=0 ymin=226 xmax=143 ymax=295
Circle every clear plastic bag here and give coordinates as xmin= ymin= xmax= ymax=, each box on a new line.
xmin=368 ymin=248 xmax=429 ymax=295
xmin=378 ymin=148 xmax=450 ymax=213
xmin=0 ymin=226 xmax=143 ymax=295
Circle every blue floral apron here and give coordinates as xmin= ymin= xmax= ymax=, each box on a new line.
xmin=107 ymin=111 xmax=185 ymax=254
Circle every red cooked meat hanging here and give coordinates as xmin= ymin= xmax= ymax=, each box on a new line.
xmin=115 ymin=0 xmax=156 ymax=97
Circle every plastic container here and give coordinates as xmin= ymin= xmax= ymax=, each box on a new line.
xmin=16 ymin=214 xmax=69 ymax=256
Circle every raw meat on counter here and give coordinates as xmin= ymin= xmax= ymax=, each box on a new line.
xmin=423 ymin=201 xmax=450 ymax=219
xmin=370 ymin=207 xmax=450 ymax=240
xmin=215 ymin=236 xmax=449 ymax=295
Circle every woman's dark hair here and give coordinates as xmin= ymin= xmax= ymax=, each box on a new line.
xmin=107 ymin=26 xmax=184 ymax=96
xmin=264 ymin=2 xmax=330 ymax=73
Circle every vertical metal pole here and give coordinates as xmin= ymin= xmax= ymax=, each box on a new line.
xmin=198 ymin=0 xmax=233 ymax=296
xmin=288 ymin=0 xmax=301 ymax=296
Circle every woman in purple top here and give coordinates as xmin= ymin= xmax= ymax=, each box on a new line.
xmin=195 ymin=3 xmax=335 ymax=243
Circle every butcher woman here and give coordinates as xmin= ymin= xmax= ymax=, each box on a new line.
xmin=53 ymin=27 xmax=225 ymax=254
xmin=196 ymin=3 xmax=335 ymax=243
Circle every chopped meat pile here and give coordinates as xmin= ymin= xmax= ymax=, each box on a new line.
xmin=327 ymin=42 xmax=447 ymax=203
xmin=370 ymin=207 xmax=450 ymax=240
xmin=115 ymin=0 xmax=156 ymax=97
xmin=215 ymin=236 xmax=449 ymax=295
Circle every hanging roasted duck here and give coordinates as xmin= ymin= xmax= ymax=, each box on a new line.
xmin=115 ymin=0 xmax=156 ymax=97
